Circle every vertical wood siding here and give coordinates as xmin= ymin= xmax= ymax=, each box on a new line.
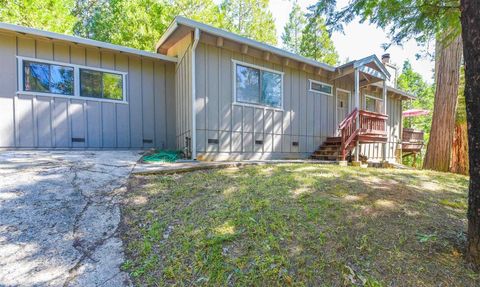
xmin=0 ymin=32 xmax=176 ymax=149
xmin=174 ymin=44 xmax=192 ymax=151
xmin=195 ymin=42 xmax=336 ymax=160
xmin=194 ymin=41 xmax=403 ymax=161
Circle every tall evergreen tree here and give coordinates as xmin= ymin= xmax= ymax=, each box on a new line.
xmin=281 ymin=2 xmax=305 ymax=54
xmin=220 ymin=0 xmax=277 ymax=45
xmin=299 ymin=12 xmax=338 ymax=65
xmin=451 ymin=67 xmax=468 ymax=175
xmin=311 ymin=0 xmax=480 ymax=267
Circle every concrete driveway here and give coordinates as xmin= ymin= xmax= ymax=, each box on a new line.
xmin=0 ymin=151 xmax=142 ymax=287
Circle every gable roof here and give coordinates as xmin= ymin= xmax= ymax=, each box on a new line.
xmin=338 ymin=55 xmax=391 ymax=79
xmin=155 ymin=16 xmax=336 ymax=72
xmin=0 ymin=22 xmax=177 ymax=62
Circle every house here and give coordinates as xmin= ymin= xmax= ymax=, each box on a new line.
xmin=0 ymin=16 xmax=416 ymax=163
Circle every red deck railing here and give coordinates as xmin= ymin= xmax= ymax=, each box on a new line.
xmin=402 ymin=128 xmax=424 ymax=153
xmin=358 ymin=110 xmax=388 ymax=136
xmin=339 ymin=108 xmax=359 ymax=161
xmin=339 ymin=109 xmax=388 ymax=160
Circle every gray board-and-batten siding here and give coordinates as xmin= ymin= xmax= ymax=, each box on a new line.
xmin=0 ymin=32 xmax=176 ymax=149
xmin=194 ymin=41 xmax=337 ymax=160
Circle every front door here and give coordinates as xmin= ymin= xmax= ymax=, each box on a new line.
xmin=336 ymin=89 xmax=351 ymax=129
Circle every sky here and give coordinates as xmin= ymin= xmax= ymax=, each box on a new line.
xmin=269 ymin=0 xmax=435 ymax=83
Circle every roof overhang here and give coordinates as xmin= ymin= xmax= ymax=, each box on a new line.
xmin=156 ymin=16 xmax=336 ymax=72
xmin=0 ymin=22 xmax=177 ymax=62
xmin=371 ymin=82 xmax=415 ymax=100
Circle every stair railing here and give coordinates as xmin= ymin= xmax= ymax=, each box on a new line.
xmin=339 ymin=108 xmax=359 ymax=161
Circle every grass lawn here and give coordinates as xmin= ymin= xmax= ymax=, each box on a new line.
xmin=120 ymin=164 xmax=479 ymax=286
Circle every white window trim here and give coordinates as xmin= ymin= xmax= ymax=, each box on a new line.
xmin=232 ymin=59 xmax=284 ymax=111
xmin=364 ymin=94 xmax=384 ymax=113
xmin=309 ymin=79 xmax=333 ymax=96
xmin=17 ymin=56 xmax=128 ymax=104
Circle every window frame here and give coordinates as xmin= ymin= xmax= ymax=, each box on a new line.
xmin=232 ymin=60 xmax=284 ymax=110
xmin=17 ymin=56 xmax=128 ymax=104
xmin=364 ymin=94 xmax=384 ymax=113
xmin=309 ymin=79 xmax=333 ymax=96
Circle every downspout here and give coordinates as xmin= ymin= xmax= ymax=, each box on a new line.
xmin=191 ymin=28 xmax=200 ymax=160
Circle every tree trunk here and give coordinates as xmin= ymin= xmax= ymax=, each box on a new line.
xmin=450 ymin=122 xmax=469 ymax=174
xmin=450 ymin=69 xmax=469 ymax=175
xmin=423 ymin=34 xmax=462 ymax=171
xmin=461 ymin=0 xmax=480 ymax=268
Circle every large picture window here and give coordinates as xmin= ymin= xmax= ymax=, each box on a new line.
xmin=235 ymin=62 xmax=283 ymax=109
xmin=80 ymin=69 xmax=123 ymax=100
xmin=23 ymin=60 xmax=74 ymax=95
xmin=18 ymin=57 xmax=127 ymax=103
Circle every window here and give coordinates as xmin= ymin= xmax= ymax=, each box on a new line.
xmin=309 ymin=79 xmax=332 ymax=96
xmin=18 ymin=57 xmax=127 ymax=103
xmin=365 ymin=95 xmax=384 ymax=113
xmin=23 ymin=60 xmax=74 ymax=95
xmin=234 ymin=62 xmax=283 ymax=109
xmin=80 ymin=69 xmax=123 ymax=100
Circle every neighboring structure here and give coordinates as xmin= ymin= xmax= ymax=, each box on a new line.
xmin=0 ymin=17 xmax=415 ymax=163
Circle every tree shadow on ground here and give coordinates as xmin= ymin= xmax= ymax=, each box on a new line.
xmin=121 ymin=163 xmax=477 ymax=286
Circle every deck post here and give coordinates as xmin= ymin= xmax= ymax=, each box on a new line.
xmin=382 ymin=79 xmax=387 ymax=162
xmin=354 ymin=68 xmax=360 ymax=162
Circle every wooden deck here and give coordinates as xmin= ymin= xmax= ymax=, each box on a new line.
xmin=402 ymin=128 xmax=424 ymax=154
xmin=312 ymin=109 xmax=388 ymax=161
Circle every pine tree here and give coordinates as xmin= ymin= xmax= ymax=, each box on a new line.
xmin=281 ymin=2 xmax=305 ymax=54
xmin=220 ymin=0 xmax=277 ymax=45
xmin=311 ymin=0 xmax=480 ymax=267
xmin=299 ymin=14 xmax=338 ymax=65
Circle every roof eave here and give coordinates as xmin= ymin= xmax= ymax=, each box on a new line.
xmin=157 ymin=16 xmax=336 ymax=72
xmin=154 ymin=19 xmax=179 ymax=52
xmin=389 ymin=86 xmax=416 ymax=99
xmin=0 ymin=22 xmax=177 ymax=62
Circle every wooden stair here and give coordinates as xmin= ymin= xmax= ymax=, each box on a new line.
xmin=310 ymin=137 xmax=355 ymax=161
xmin=311 ymin=109 xmax=389 ymax=162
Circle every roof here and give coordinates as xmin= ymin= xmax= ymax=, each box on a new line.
xmin=0 ymin=22 xmax=177 ymax=62
xmin=155 ymin=16 xmax=336 ymax=72
xmin=372 ymin=82 xmax=416 ymax=99
xmin=337 ymin=55 xmax=391 ymax=79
